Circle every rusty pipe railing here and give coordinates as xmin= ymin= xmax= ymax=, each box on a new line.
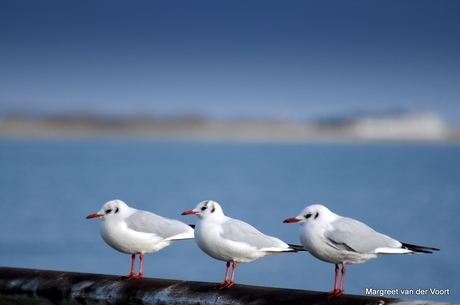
xmin=0 ymin=267 xmax=455 ymax=305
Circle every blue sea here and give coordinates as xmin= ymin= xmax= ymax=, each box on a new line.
xmin=0 ymin=140 xmax=459 ymax=302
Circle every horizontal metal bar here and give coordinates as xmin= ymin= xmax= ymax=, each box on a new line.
xmin=0 ymin=267 xmax=455 ymax=305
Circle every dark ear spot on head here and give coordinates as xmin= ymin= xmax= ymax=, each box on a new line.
xmin=314 ymin=212 xmax=319 ymax=219
xmin=211 ymin=207 xmax=215 ymax=213
xmin=115 ymin=207 xmax=119 ymax=213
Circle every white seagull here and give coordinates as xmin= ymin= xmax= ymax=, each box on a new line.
xmin=182 ymin=200 xmax=299 ymax=289
xmin=87 ymin=199 xmax=194 ymax=281
xmin=284 ymin=204 xmax=439 ymax=298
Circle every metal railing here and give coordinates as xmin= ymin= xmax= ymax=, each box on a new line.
xmin=0 ymin=267 xmax=455 ymax=305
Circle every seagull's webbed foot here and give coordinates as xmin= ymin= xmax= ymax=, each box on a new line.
xmin=214 ymin=280 xmax=234 ymax=289
xmin=321 ymin=289 xmax=344 ymax=298
xmin=118 ymin=274 xmax=143 ymax=281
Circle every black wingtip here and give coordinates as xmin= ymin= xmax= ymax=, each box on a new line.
xmin=288 ymin=244 xmax=307 ymax=252
xmin=401 ymin=242 xmax=440 ymax=253
xmin=188 ymin=224 xmax=195 ymax=229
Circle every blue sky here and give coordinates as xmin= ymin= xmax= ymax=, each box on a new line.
xmin=1 ymin=1 xmax=459 ymax=123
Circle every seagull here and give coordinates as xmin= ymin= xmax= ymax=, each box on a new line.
xmin=182 ymin=200 xmax=299 ymax=289
xmin=284 ymin=204 xmax=439 ymax=298
xmin=87 ymin=199 xmax=194 ymax=281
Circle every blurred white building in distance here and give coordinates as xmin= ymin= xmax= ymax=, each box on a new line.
xmin=350 ymin=111 xmax=447 ymax=140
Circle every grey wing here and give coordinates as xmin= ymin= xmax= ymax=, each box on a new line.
xmin=325 ymin=217 xmax=401 ymax=253
xmin=220 ymin=218 xmax=287 ymax=249
xmin=126 ymin=211 xmax=193 ymax=239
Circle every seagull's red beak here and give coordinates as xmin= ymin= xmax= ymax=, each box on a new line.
xmin=181 ymin=210 xmax=197 ymax=215
xmin=86 ymin=213 xmax=102 ymax=219
xmin=283 ymin=217 xmax=300 ymax=223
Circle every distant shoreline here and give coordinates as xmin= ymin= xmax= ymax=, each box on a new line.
xmin=1 ymin=117 xmax=460 ymax=143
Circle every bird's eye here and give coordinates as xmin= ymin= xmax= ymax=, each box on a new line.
xmin=211 ymin=207 xmax=215 ymax=213
xmin=314 ymin=212 xmax=319 ymax=219
xmin=115 ymin=207 xmax=119 ymax=213
xmin=305 ymin=213 xmax=312 ymax=218
xmin=201 ymin=206 xmax=207 ymax=211
xmin=106 ymin=209 xmax=112 ymax=214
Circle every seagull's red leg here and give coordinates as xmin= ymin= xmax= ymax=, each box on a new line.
xmin=338 ymin=263 xmax=346 ymax=294
xmin=215 ymin=261 xmax=233 ymax=289
xmin=219 ymin=261 xmax=237 ymax=289
xmin=133 ymin=253 xmax=145 ymax=279
xmin=229 ymin=261 xmax=237 ymax=286
xmin=334 ymin=263 xmax=340 ymax=291
xmin=224 ymin=261 xmax=231 ymax=282
xmin=118 ymin=254 xmax=137 ymax=281
xmin=127 ymin=253 xmax=145 ymax=280
xmin=322 ymin=263 xmax=344 ymax=298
